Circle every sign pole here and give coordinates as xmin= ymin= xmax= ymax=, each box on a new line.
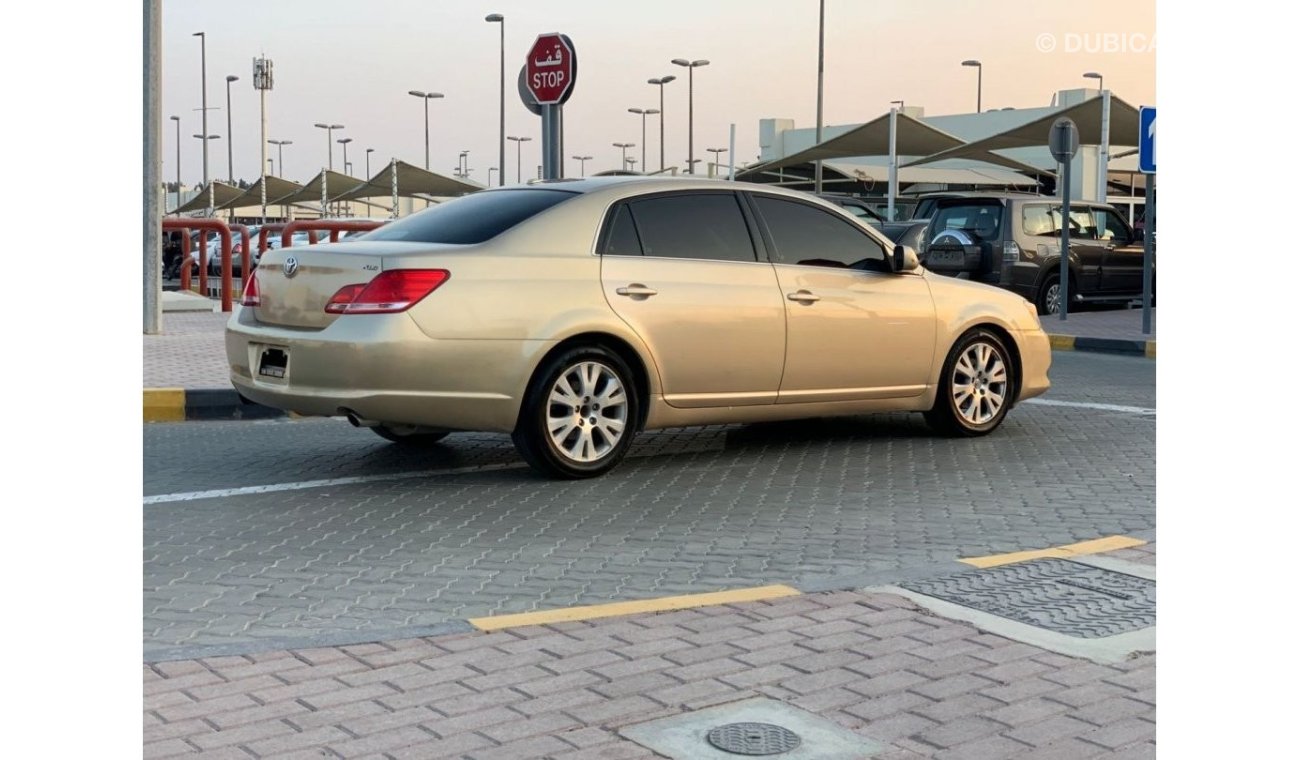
xmin=524 ymin=33 xmax=576 ymax=182
xmin=1048 ymin=117 xmax=1080 ymax=321
xmin=1142 ymin=174 xmax=1154 ymax=335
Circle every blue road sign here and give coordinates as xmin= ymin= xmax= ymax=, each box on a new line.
xmin=1139 ymin=106 xmax=1156 ymax=174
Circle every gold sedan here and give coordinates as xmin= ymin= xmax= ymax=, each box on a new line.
xmin=227 ymin=177 xmax=1050 ymax=478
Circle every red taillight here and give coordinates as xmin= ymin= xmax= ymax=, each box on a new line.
xmin=324 ymin=269 xmax=449 ymax=314
xmin=241 ymin=270 xmax=261 ymax=306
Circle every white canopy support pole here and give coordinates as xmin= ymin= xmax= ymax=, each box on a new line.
xmin=1096 ymin=90 xmax=1111 ymax=203
xmin=390 ymin=159 xmax=399 ymax=219
xmin=887 ymin=108 xmax=898 ymax=221
xmin=321 ymin=169 xmax=328 ymax=218
xmin=728 ymin=123 xmax=736 ymax=181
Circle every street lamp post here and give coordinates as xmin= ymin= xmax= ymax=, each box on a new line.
xmin=268 ymin=139 xmax=291 ymax=177
xmin=613 ymin=142 xmax=635 ymax=171
xmin=890 ymin=99 xmax=904 ymax=110
xmin=815 ymin=0 xmax=825 ymax=192
xmin=193 ymin=32 xmax=210 ymax=211
xmin=507 ymin=136 xmax=531 ymax=183
xmin=486 ymin=13 xmax=505 ymax=187
xmin=962 ymin=60 xmax=982 ymax=112
xmin=169 ymin=115 xmax=181 ymax=209
xmin=647 ymin=75 xmax=676 ymax=173
xmin=627 ymin=158 xmax=637 ymax=171
xmin=670 ymin=59 xmax=709 ymax=174
xmin=707 ymin=147 xmax=728 ymax=177
xmin=313 ymin=123 xmax=343 ymax=170
xmin=488 ymin=167 xmax=497 ymax=185
xmin=365 ymin=147 xmax=374 ymax=178
xmin=1083 ymin=71 xmax=1104 ymax=93
xmin=408 ymin=90 xmax=444 ymax=170
xmin=225 ymin=74 xmax=239 ymax=182
xmin=572 ymin=155 xmax=592 ymax=177
xmin=628 ymin=108 xmax=660 ymax=172
xmin=268 ymin=158 xmax=274 ymax=174
xmin=338 ymin=137 xmax=353 ymax=174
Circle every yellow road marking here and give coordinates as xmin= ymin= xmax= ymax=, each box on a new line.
xmin=469 ymin=585 xmax=801 ymax=631
xmin=960 ymin=535 xmax=1147 ymax=568
xmin=1145 ymin=341 xmax=1157 ymax=358
xmin=143 ymin=389 xmax=186 ymax=422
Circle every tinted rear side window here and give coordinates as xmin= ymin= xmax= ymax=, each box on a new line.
xmin=931 ymin=202 xmax=1003 ymax=241
xmin=754 ymin=196 xmax=888 ymax=271
xmin=361 ymin=189 xmax=576 ymax=244
xmin=626 ymin=193 xmax=756 ymax=262
xmin=602 ymin=204 xmax=643 ymax=256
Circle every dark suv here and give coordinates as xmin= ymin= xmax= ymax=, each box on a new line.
xmin=920 ymin=193 xmax=1152 ymax=315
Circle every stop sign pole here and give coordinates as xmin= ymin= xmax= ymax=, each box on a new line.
xmin=524 ymin=33 xmax=577 ymax=180
xmin=1048 ymin=117 xmax=1079 ymax=321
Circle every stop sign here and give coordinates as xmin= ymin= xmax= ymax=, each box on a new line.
xmin=525 ymin=34 xmax=576 ymax=106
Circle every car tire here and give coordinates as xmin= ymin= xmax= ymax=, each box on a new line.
xmin=924 ymin=328 xmax=1016 ymax=437
xmin=1035 ymin=274 xmax=1064 ymax=316
xmin=371 ymin=425 xmax=451 ymax=446
xmin=512 ymin=346 xmax=640 ymax=479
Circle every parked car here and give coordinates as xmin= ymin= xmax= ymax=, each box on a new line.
xmin=228 ymin=178 xmax=1051 ymax=479
xmin=815 ymin=193 xmax=885 ymax=224
xmin=910 ymin=190 xmax=1042 ymax=221
xmin=919 ymin=193 xmax=1152 ymax=315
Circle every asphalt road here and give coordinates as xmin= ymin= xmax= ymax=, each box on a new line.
xmin=143 ymin=351 xmax=1155 ymax=659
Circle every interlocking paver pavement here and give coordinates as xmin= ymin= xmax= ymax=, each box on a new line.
xmin=144 ymin=543 xmax=1156 ymax=758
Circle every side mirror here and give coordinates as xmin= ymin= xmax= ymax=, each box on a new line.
xmin=892 ymin=244 xmax=920 ymax=272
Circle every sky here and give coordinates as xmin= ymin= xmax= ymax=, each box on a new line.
xmin=160 ymin=0 xmax=1155 ymax=186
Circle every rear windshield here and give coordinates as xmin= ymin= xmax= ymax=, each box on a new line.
xmin=361 ymin=189 xmax=577 ymax=244
xmin=929 ymin=202 xmax=1003 ymax=242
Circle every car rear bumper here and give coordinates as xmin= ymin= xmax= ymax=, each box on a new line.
xmin=225 ymin=306 xmax=551 ymax=433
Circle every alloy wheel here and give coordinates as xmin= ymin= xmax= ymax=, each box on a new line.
xmin=546 ymin=361 xmax=628 ymax=463
xmin=950 ymin=341 xmax=1009 ymax=425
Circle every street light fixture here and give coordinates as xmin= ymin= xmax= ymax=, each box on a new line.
xmin=572 ymin=155 xmax=592 ymax=177
xmin=486 ymin=13 xmax=505 ymax=187
xmin=407 ymin=91 xmax=444 ymax=170
xmin=961 ymin=60 xmax=982 ymax=112
xmin=647 ymin=75 xmax=676 ymax=172
xmin=613 ymin=142 xmax=635 ymax=171
xmin=169 ymin=115 xmax=181 ymax=205
xmin=707 ymin=147 xmax=728 ymax=177
xmin=224 ymin=74 xmax=239 ymax=182
xmin=670 ymin=59 xmax=709 ymax=174
xmin=268 ymin=139 xmax=292 ymax=178
xmin=507 ymin=135 xmax=531 ymax=183
xmin=1083 ymin=71 xmax=1104 ymax=93
xmin=488 ymin=167 xmax=497 ymax=185
xmin=338 ymin=137 xmax=353 ymax=175
xmin=313 ymin=123 xmax=344 ymax=170
xmin=365 ymin=147 xmax=375 ymax=178
xmin=628 ymin=108 xmax=660 ymax=173
xmin=890 ymin=99 xmax=904 ymax=110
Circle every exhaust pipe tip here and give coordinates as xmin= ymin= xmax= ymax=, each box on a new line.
xmin=341 ymin=408 xmax=381 ymax=428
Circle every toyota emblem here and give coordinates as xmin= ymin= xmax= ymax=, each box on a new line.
xmin=283 ymin=256 xmax=299 ymax=278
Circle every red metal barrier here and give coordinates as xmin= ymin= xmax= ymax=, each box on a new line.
xmin=162 ymin=219 xmax=234 ymax=312
xmin=280 ymin=219 xmax=383 ymax=249
xmin=258 ymin=223 xmax=319 ymax=257
xmin=227 ymin=223 xmax=253 ymax=291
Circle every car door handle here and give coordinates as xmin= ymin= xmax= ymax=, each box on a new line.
xmin=787 ymin=290 xmax=821 ymax=303
xmin=615 ymin=284 xmax=658 ymax=297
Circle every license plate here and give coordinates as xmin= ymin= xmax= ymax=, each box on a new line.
xmin=258 ymin=347 xmax=289 ymax=379
xmin=926 ymin=250 xmax=966 ymax=267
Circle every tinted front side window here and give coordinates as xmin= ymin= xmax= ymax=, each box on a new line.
xmin=362 ymin=189 xmax=576 ymax=244
xmin=755 ymin=196 xmax=888 ymax=271
xmin=626 ymin=193 xmax=756 ymax=262
xmin=1098 ymin=209 xmax=1132 ymax=244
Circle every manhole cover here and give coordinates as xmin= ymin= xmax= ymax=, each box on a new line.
xmin=899 ymin=558 xmax=1155 ymax=638
xmin=706 ymin=722 xmax=802 ymax=755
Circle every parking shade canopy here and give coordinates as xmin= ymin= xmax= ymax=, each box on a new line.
xmin=737 ymin=112 xmax=969 ymax=177
xmin=218 ymin=175 xmax=305 ymax=210
xmin=273 ymin=169 xmax=366 ymax=207
xmin=904 ymin=94 xmax=1142 ymax=169
xmin=333 ymin=159 xmax=483 ymax=202
xmin=818 ymin=160 xmax=1038 ymax=187
xmin=172 ymin=181 xmax=245 ymax=214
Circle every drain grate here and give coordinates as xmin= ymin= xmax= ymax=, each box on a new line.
xmin=899 ymin=558 xmax=1155 ymax=638
xmin=706 ymin=722 xmax=802 ymax=755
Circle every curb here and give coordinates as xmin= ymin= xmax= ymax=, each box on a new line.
xmin=143 ymin=533 xmax=1152 ymax=663
xmin=1046 ymin=333 xmax=1156 ymax=358
xmin=143 ymin=388 xmax=285 ymax=422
